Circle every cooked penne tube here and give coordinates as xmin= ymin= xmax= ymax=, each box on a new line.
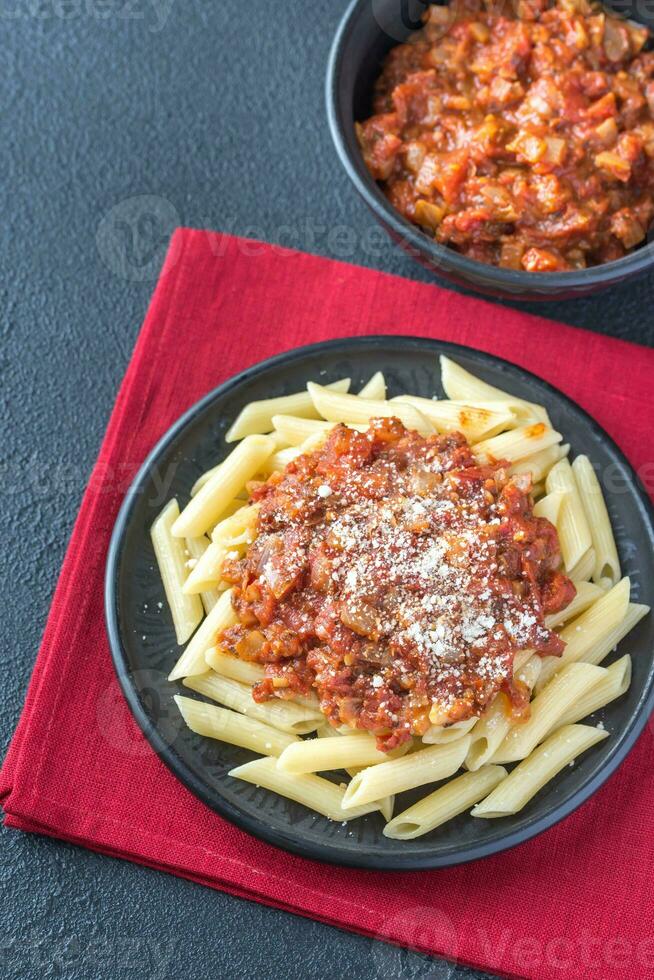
xmin=225 ymin=378 xmax=351 ymax=442
xmin=390 ymin=396 xmax=516 ymax=442
xmin=536 ymin=578 xmax=631 ymax=689
xmin=175 ymin=696 xmax=298 ymax=756
xmin=341 ymin=737 xmax=471 ymax=810
xmin=533 ymin=489 xmax=568 ymax=524
xmin=582 ymin=602 xmax=649 ymax=667
xmin=204 ymin=647 xmax=323 ymax=712
xmin=168 ymin=588 xmax=238 ymax=681
xmin=210 ymin=503 xmax=260 ymax=546
xmin=183 ymin=540 xmax=229 ymax=594
xmin=307 ymin=382 xmax=433 ymax=436
xmin=315 ymin=725 xmax=396 ymax=818
xmin=384 ymin=765 xmax=508 ymax=839
xmin=172 ymin=436 xmax=274 ymax=538
xmin=272 ymin=415 xmax=336 ymax=446
xmin=464 ymin=693 xmax=512 ymax=773
xmin=422 ymin=716 xmax=478 ymax=744
xmin=513 ymin=648 xmax=536 ymax=673
xmin=570 ymin=547 xmax=596 ymax=583
xmin=557 ymin=655 xmax=632 ymax=727
xmin=572 ymin=455 xmax=621 ymax=586
xmin=474 ymin=423 xmax=562 ymax=465
xmin=191 ymin=464 xmax=222 ymax=497
xmin=277 ymin=734 xmax=408 ymax=773
xmin=545 ymin=457 xmax=592 ymax=571
xmin=261 ymin=447 xmax=302 ymax=475
xmin=439 ymin=355 xmax=549 ymax=423
xmin=491 ymin=662 xmax=606 ymax=763
xmin=205 ymin=647 xmax=266 ymax=685
xmin=293 ymin=691 xmax=321 ymax=711
xmin=151 ymin=499 xmax=203 ymax=645
xmin=544 ymin=581 xmax=604 ymax=629
xmin=358 ymin=371 xmax=386 ymax=400
xmin=465 ymin=655 xmax=542 ymax=771
xmin=229 ymin=756 xmax=383 ymax=820
xmin=184 ymin=536 xmax=224 ymax=611
xmin=509 ymin=442 xmax=569 ymax=483
xmin=472 ymin=724 xmax=609 ymax=818
xmin=183 ymin=672 xmax=322 ymax=735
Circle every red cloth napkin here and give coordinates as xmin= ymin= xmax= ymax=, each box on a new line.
xmin=3 ymin=229 xmax=654 ymax=980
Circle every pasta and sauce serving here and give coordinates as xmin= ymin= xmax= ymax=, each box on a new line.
xmin=152 ymin=358 xmax=648 ymax=839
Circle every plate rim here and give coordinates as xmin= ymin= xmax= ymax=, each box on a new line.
xmin=105 ymin=335 xmax=654 ymax=870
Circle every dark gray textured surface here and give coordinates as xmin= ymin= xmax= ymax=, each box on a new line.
xmin=2 ymin=2 xmax=652 ymax=978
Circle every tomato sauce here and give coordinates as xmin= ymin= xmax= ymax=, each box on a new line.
xmin=357 ymin=0 xmax=654 ymax=271
xmin=219 ymin=419 xmax=575 ymax=750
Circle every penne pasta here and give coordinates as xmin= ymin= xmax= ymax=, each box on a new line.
xmin=277 ymin=733 xmax=409 ymax=773
xmin=172 ymin=436 xmax=274 ymax=539
xmin=210 ymin=503 xmax=260 ymax=547
xmin=293 ymin=691 xmax=322 ymax=712
xmin=545 ymin=457 xmax=592 ymax=572
xmin=151 ymin=499 xmax=203 ymax=645
xmin=175 ymin=696 xmax=298 ymax=756
xmin=191 ymin=464 xmax=223 ymax=497
xmin=261 ymin=446 xmax=302 ymax=475
xmin=439 ymin=355 xmax=550 ymax=423
xmin=168 ymin=588 xmax=238 ymax=681
xmin=557 ymin=655 xmax=631 ymax=727
xmin=225 ymin=378 xmax=351 ymax=442
xmin=572 ymin=455 xmax=621 ymax=586
xmin=569 ymin=547 xmax=596 ymax=583
xmin=307 ymin=382 xmax=434 ymax=436
xmin=184 ymin=536 xmax=224 ymax=611
xmin=384 ymin=765 xmax=508 ymax=839
xmin=229 ymin=756 xmax=384 ymax=820
xmin=272 ymin=415 xmax=336 ymax=446
xmin=390 ymin=395 xmax=516 ymax=442
xmin=533 ymin=489 xmax=568 ymax=525
xmin=490 ymin=662 xmax=606 ymax=763
xmin=472 ymin=725 xmax=609 ymax=818
xmin=544 ymin=580 xmax=604 ymax=629
xmin=358 ymin=371 xmax=387 ymax=400
xmin=422 ymin=716 xmax=478 ymax=744
xmin=536 ymin=578 xmax=631 ymax=689
xmin=183 ymin=540 xmax=229 ymax=594
xmin=205 ymin=647 xmax=266 ymax=685
xmin=183 ymin=672 xmax=322 ymax=735
xmin=156 ymin=359 xmax=649 ymax=843
xmin=509 ymin=442 xmax=569 ymax=484
xmin=582 ymin=602 xmax=649 ymax=667
xmin=341 ymin=737 xmax=471 ymax=810
xmin=315 ymin=725 xmax=396 ymax=818
xmin=474 ymin=422 xmax=562 ymax=465
xmin=465 ymin=655 xmax=542 ymax=771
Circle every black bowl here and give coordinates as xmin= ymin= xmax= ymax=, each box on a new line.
xmin=326 ymin=0 xmax=654 ymax=301
xmin=105 ymin=336 xmax=654 ymax=870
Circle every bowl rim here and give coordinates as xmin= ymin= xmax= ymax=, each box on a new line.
xmin=325 ymin=0 xmax=654 ymax=292
xmin=105 ymin=334 xmax=654 ymax=870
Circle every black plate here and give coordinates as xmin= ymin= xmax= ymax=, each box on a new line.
xmin=105 ymin=337 xmax=654 ymax=870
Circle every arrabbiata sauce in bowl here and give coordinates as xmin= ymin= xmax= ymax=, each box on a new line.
xmin=357 ymin=0 xmax=654 ymax=272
